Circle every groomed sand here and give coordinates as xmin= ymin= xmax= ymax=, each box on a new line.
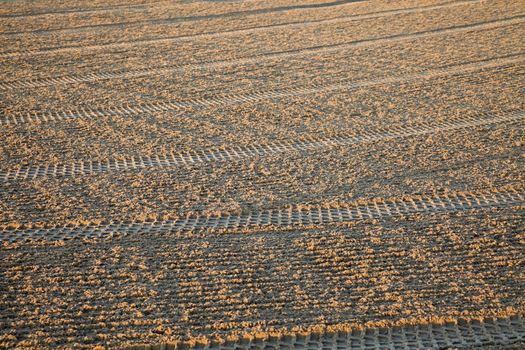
xmin=0 ymin=0 xmax=524 ymax=349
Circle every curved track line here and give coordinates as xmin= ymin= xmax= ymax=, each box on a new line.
xmin=1 ymin=188 xmax=523 ymax=243
xmin=0 ymin=17 xmax=521 ymax=91
xmin=0 ymin=0 xmax=482 ymax=59
xmin=0 ymin=1 xmax=167 ymax=19
xmin=0 ymin=110 xmax=522 ymax=181
xmin=0 ymin=66 xmax=512 ymax=181
xmin=127 ymin=316 xmax=525 ymax=350
xmin=0 ymin=0 xmax=364 ymax=36
xmin=0 ymin=54 xmax=522 ymax=125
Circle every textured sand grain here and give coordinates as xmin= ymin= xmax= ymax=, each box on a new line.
xmin=0 ymin=0 xmax=524 ymax=349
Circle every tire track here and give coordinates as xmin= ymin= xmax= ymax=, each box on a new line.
xmin=0 ymin=17 xmax=521 ymax=91
xmin=0 ymin=0 xmax=364 ymax=36
xmin=0 ymin=0 xmax=482 ymax=60
xmin=1 ymin=158 xmax=518 ymax=227
xmin=0 ymin=1 xmax=166 ymax=19
xmin=1 ymin=53 xmax=522 ymax=124
xmin=1 ymin=188 xmax=523 ymax=243
xmin=4 ymin=70 xmax=512 ymax=181
xmin=1 ymin=110 xmax=522 ymax=181
xmin=126 ymin=316 xmax=525 ymax=350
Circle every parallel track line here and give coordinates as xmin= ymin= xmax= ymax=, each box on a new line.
xmin=125 ymin=316 xmax=525 ymax=350
xmin=0 ymin=0 xmax=364 ymax=37
xmin=1 ymin=188 xmax=523 ymax=243
xmin=1 ymin=110 xmax=522 ymax=180
xmin=1 ymin=53 xmax=522 ymax=124
xmin=0 ymin=0 xmax=483 ymax=59
xmin=0 ymin=1 xmax=165 ymax=19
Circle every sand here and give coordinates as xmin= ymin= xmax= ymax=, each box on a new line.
xmin=0 ymin=0 xmax=524 ymax=349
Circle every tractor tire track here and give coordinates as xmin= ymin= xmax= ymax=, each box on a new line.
xmin=0 ymin=1 xmax=168 ymax=19
xmin=5 ymin=67 xmax=514 ymax=173
xmin=125 ymin=316 xmax=525 ymax=350
xmin=0 ymin=0 xmax=483 ymax=59
xmin=1 ymin=188 xmax=523 ymax=243
xmin=0 ymin=0 xmax=364 ymax=36
xmin=0 ymin=15 xmax=521 ymax=89
xmin=1 ymin=53 xmax=522 ymax=125
xmin=0 ymin=110 xmax=522 ymax=181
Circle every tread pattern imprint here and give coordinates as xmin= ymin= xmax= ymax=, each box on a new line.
xmin=0 ymin=0 xmax=524 ymax=349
